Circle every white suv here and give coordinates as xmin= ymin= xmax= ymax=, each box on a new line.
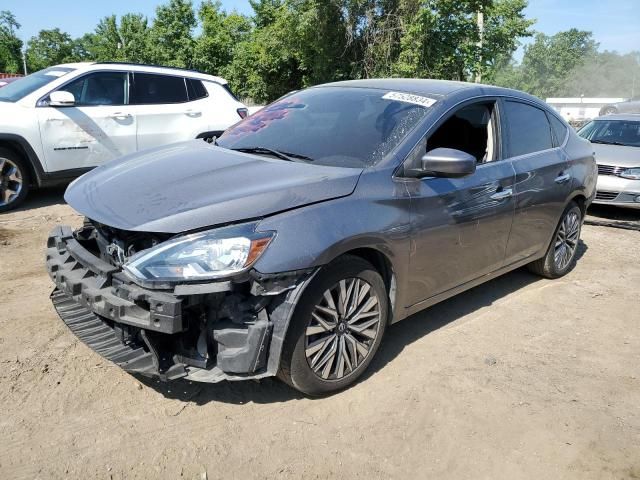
xmin=0 ymin=62 xmax=248 ymax=211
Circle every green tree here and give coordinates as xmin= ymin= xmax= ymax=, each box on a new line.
xmin=559 ymin=50 xmax=640 ymax=98
xmin=494 ymin=29 xmax=599 ymax=98
xmin=83 ymin=13 xmax=151 ymax=62
xmin=193 ymin=1 xmax=251 ymax=74
xmin=393 ymin=0 xmax=533 ymax=81
xmin=26 ymin=28 xmax=74 ymax=71
xmin=0 ymin=10 xmax=23 ymax=73
xmin=148 ymin=0 xmax=197 ymax=68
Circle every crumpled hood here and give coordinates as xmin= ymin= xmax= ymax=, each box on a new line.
xmin=65 ymin=141 xmax=362 ymax=233
xmin=593 ymin=143 xmax=640 ymax=169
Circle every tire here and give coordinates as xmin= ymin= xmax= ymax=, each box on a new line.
xmin=0 ymin=147 xmax=30 ymax=213
xmin=601 ymin=106 xmax=618 ymax=116
xmin=527 ymin=202 xmax=582 ymax=279
xmin=278 ymin=255 xmax=389 ymax=396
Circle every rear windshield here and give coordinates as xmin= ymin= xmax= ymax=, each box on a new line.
xmin=578 ymin=119 xmax=640 ymax=147
xmin=217 ymin=87 xmax=433 ymax=168
xmin=0 ymin=67 xmax=75 ymax=103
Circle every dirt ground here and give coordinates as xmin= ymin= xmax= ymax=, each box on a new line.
xmin=1 ymin=189 xmax=639 ymax=480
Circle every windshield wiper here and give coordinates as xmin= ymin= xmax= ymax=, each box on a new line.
xmin=591 ymin=139 xmax=629 ymax=146
xmin=229 ymin=146 xmax=313 ymax=162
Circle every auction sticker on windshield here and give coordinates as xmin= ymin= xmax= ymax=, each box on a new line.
xmin=382 ymin=91 xmax=437 ymax=108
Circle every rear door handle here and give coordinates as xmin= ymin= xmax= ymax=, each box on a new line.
xmin=555 ymin=172 xmax=571 ymax=184
xmin=490 ymin=187 xmax=513 ymax=200
xmin=184 ymin=109 xmax=202 ymax=117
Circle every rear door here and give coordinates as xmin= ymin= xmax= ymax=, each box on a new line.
xmin=130 ymin=73 xmax=206 ymax=150
xmin=501 ymin=99 xmax=572 ymax=264
xmin=404 ymin=99 xmax=516 ymax=307
xmin=37 ymin=71 xmax=137 ymax=171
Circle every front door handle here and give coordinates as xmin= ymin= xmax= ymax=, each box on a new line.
xmin=555 ymin=172 xmax=571 ymax=184
xmin=184 ymin=110 xmax=202 ymax=117
xmin=110 ymin=112 xmax=132 ymax=120
xmin=490 ymin=187 xmax=513 ymax=201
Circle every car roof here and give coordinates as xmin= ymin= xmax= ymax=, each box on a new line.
xmin=593 ymin=114 xmax=640 ymax=122
xmin=316 ymin=78 xmax=545 ymax=104
xmin=55 ymin=61 xmax=228 ymax=85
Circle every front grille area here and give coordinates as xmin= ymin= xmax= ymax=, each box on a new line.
xmin=595 ymin=190 xmax=620 ymax=201
xmin=598 ymin=164 xmax=626 ymax=176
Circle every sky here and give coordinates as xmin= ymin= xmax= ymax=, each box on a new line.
xmin=4 ymin=0 xmax=640 ymax=59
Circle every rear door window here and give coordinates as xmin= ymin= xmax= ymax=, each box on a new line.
xmin=130 ymin=73 xmax=188 ymax=105
xmin=504 ymin=101 xmax=553 ymax=157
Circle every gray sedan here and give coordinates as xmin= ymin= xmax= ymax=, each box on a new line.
xmin=46 ymin=80 xmax=596 ymax=395
xmin=578 ymin=114 xmax=640 ymax=209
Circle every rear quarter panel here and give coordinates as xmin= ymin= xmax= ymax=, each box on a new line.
xmin=565 ymin=132 xmax=597 ymax=206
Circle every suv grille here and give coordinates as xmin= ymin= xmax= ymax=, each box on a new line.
xmin=597 ymin=164 xmax=625 ymax=176
xmin=595 ymin=191 xmax=620 ymax=201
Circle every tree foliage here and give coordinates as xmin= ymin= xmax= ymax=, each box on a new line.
xmin=25 ymin=28 xmax=74 ymax=72
xmin=0 ymin=11 xmax=23 ymax=73
xmin=493 ymin=29 xmax=600 ymax=98
xmin=5 ymin=1 xmax=635 ymax=104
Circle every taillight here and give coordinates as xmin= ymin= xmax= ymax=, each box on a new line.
xmin=237 ymin=108 xmax=248 ymax=119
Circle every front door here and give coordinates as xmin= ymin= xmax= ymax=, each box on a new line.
xmin=404 ymin=100 xmax=516 ymax=307
xmin=37 ymin=71 xmax=137 ymax=172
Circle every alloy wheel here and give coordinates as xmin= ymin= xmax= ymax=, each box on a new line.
xmin=0 ymin=157 xmax=23 ymax=207
xmin=304 ymin=278 xmax=382 ymax=381
xmin=554 ymin=210 xmax=580 ymax=270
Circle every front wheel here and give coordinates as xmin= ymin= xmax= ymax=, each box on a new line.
xmin=278 ymin=256 xmax=389 ymax=396
xmin=601 ymin=106 xmax=618 ymax=115
xmin=528 ymin=202 xmax=582 ymax=279
xmin=0 ymin=148 xmax=30 ymax=213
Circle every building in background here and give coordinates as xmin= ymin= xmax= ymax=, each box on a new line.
xmin=546 ymin=97 xmax=626 ymax=127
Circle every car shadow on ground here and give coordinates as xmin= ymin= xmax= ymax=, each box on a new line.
xmin=140 ymin=241 xmax=588 ymax=406
xmin=4 ymin=187 xmax=67 ymax=214
xmin=586 ymin=204 xmax=640 ymax=230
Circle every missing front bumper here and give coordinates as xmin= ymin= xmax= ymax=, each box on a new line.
xmin=46 ymin=225 xmax=313 ymax=383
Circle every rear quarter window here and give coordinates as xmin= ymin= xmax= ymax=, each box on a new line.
xmin=548 ymin=114 xmax=569 ymax=146
xmin=186 ymin=79 xmax=208 ymax=101
xmin=504 ymin=100 xmax=553 ymax=157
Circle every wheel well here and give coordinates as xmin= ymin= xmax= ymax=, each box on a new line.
xmin=0 ymin=140 xmax=38 ymax=187
xmin=572 ymin=194 xmax=587 ymax=216
xmin=336 ymin=248 xmax=397 ymax=314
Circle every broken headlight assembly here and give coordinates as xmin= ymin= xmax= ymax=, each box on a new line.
xmin=123 ymin=223 xmax=274 ymax=284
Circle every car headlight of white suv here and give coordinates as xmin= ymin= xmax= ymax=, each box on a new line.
xmin=124 ymin=223 xmax=274 ymax=283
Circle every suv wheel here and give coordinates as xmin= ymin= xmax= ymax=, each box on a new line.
xmin=0 ymin=148 xmax=30 ymax=213
xmin=528 ymin=202 xmax=582 ymax=279
xmin=278 ymin=255 xmax=389 ymax=396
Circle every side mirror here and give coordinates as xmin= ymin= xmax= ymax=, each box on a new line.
xmin=49 ymin=90 xmax=75 ymax=107
xmin=420 ymin=148 xmax=477 ymax=178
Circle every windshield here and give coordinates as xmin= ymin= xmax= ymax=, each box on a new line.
xmin=0 ymin=67 xmax=75 ymax=103
xmin=578 ymin=119 xmax=640 ymax=147
xmin=217 ymin=87 xmax=433 ymax=168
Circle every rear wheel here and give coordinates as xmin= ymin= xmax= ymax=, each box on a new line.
xmin=601 ymin=106 xmax=618 ymax=115
xmin=528 ymin=202 xmax=582 ymax=279
xmin=278 ymin=256 xmax=388 ymax=396
xmin=0 ymin=148 xmax=30 ymax=213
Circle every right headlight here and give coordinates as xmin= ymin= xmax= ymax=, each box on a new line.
xmin=123 ymin=223 xmax=274 ymax=284
xmin=619 ymin=167 xmax=640 ymax=180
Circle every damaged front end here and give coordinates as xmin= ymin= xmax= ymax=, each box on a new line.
xmin=46 ymin=222 xmax=315 ymax=383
